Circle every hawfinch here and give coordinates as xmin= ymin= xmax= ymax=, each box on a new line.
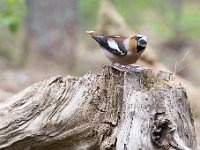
xmin=86 ymin=31 xmax=147 ymax=65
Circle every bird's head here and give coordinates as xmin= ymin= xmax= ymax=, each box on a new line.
xmin=132 ymin=34 xmax=148 ymax=53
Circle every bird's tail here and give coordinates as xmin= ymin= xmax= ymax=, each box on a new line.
xmin=86 ymin=31 xmax=97 ymax=37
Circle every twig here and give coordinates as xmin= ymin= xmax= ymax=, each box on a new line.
xmin=173 ymin=50 xmax=190 ymax=75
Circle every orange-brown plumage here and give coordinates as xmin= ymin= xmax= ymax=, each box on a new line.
xmin=129 ymin=37 xmax=137 ymax=54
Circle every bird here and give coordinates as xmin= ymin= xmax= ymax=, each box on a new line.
xmin=86 ymin=31 xmax=148 ymax=67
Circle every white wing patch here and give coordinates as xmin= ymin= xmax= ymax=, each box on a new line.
xmin=107 ymin=39 xmax=125 ymax=55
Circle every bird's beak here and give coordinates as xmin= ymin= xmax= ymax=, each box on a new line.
xmin=138 ymin=36 xmax=148 ymax=47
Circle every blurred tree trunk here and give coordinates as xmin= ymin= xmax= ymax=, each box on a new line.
xmin=26 ymin=0 xmax=77 ymax=68
xmin=155 ymin=0 xmax=184 ymax=50
xmin=168 ymin=0 xmax=184 ymax=48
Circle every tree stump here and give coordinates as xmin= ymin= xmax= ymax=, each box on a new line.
xmin=0 ymin=66 xmax=197 ymax=150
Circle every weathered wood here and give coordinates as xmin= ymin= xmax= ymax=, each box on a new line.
xmin=0 ymin=66 xmax=197 ymax=150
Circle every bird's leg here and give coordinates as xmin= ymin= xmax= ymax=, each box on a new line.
xmin=113 ymin=64 xmax=141 ymax=73
xmin=109 ymin=62 xmax=139 ymax=72
xmin=111 ymin=63 xmax=129 ymax=72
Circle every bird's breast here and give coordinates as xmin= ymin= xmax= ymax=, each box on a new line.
xmin=101 ymin=49 xmax=141 ymax=65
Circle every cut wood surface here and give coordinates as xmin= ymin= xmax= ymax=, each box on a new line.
xmin=0 ymin=66 xmax=197 ymax=150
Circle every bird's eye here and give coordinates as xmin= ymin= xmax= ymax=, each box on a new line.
xmin=136 ymin=36 xmax=141 ymax=40
xmin=134 ymin=37 xmax=138 ymax=40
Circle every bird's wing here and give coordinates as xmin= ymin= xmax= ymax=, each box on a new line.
xmin=109 ymin=36 xmax=128 ymax=54
xmin=92 ymin=35 xmax=127 ymax=56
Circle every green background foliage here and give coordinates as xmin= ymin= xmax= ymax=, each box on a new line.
xmin=78 ymin=0 xmax=200 ymax=40
xmin=1 ymin=0 xmax=200 ymax=39
xmin=0 ymin=0 xmax=26 ymax=33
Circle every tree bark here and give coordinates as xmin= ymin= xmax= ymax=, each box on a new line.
xmin=0 ymin=66 xmax=197 ymax=150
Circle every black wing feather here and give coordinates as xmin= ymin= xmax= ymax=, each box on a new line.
xmin=92 ymin=36 xmax=127 ymax=56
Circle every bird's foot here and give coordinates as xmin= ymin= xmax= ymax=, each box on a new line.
xmin=103 ymin=64 xmax=141 ymax=73
xmin=112 ymin=64 xmax=129 ymax=72
xmin=112 ymin=64 xmax=141 ymax=72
